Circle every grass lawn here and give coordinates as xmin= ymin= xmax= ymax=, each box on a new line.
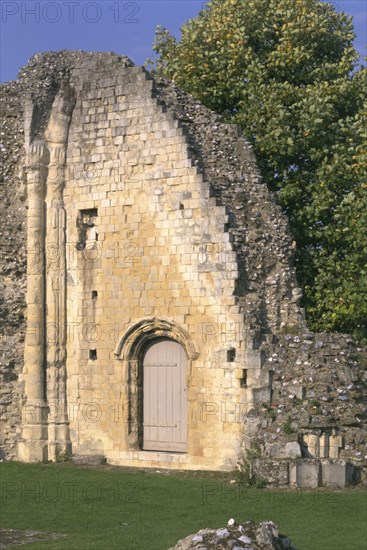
xmin=0 ymin=462 xmax=366 ymax=550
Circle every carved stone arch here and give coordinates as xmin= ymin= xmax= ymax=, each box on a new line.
xmin=115 ymin=317 xmax=199 ymax=361
xmin=115 ymin=318 xmax=199 ymax=450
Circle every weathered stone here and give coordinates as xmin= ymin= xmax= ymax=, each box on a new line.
xmin=329 ymin=435 xmax=343 ymax=459
xmin=0 ymin=529 xmax=67 ymax=548
xmin=71 ymin=454 xmax=105 ymax=466
xmin=238 ymin=534 xmax=252 ymax=544
xmin=252 ymin=459 xmax=289 ymax=486
xmin=303 ymin=434 xmax=320 ymax=458
xmin=287 ymin=386 xmax=305 ymax=399
xmin=285 ymin=442 xmax=302 ymax=459
xmin=289 ymin=459 xmax=321 ymax=488
xmin=321 ymin=459 xmax=353 ymax=488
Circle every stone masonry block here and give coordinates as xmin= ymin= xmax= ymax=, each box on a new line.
xmin=289 ymin=459 xmax=321 ymax=488
xmin=321 ymin=459 xmax=353 ymax=488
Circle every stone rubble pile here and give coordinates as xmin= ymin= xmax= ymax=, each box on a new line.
xmin=169 ymin=518 xmax=297 ymax=550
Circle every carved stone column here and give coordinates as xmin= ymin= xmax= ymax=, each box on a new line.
xmin=18 ymin=141 xmax=49 ymax=462
xmin=44 ymin=87 xmax=76 ymax=461
xmin=19 ymin=85 xmax=75 ymax=462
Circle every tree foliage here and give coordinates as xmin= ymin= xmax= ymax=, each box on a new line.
xmin=147 ymin=0 xmax=367 ymax=341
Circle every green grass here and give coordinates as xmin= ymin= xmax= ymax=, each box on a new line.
xmin=0 ymin=462 xmax=366 ymax=550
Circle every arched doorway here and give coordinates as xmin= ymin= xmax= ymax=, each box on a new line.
xmin=142 ymin=339 xmax=187 ymax=452
xmin=115 ymin=318 xmax=199 ymax=452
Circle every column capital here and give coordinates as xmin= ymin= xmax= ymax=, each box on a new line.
xmin=26 ymin=141 xmax=50 ymax=169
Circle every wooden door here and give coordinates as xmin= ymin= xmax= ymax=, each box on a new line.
xmin=142 ymin=339 xmax=187 ymax=452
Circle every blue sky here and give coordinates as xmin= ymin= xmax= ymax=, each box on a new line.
xmin=0 ymin=0 xmax=366 ymax=83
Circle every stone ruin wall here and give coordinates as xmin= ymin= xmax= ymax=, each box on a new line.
xmin=249 ymin=331 xmax=367 ymax=486
xmin=0 ymin=51 xmax=366 ymax=482
xmin=0 ymin=78 xmax=27 ymax=459
xmin=56 ymin=54 xmax=247 ymax=469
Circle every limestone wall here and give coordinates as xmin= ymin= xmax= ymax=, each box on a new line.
xmin=62 ymin=58 xmax=247 ymax=469
xmin=152 ymin=80 xmax=305 ymax=335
